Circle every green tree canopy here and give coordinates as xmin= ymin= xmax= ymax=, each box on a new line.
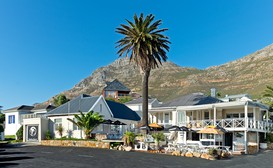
xmin=116 ymin=13 xmax=170 ymax=127
xmin=262 ymin=85 xmax=273 ymax=111
xmin=53 ymin=94 xmax=69 ymax=107
xmin=67 ymin=111 xmax=104 ymax=139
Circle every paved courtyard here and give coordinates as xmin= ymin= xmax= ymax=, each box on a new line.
xmin=0 ymin=144 xmax=272 ymax=168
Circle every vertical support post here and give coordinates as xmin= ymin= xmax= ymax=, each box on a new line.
xmin=213 ymin=105 xmax=216 ymax=126
xmin=253 ymin=107 xmax=256 ymax=129
xmin=213 ymin=106 xmax=217 ymax=146
xmin=244 ymin=130 xmax=248 ymax=154
xmin=244 ymin=102 xmax=248 ymax=154
xmin=244 ymin=102 xmax=248 ymax=129
xmin=266 ymin=110 xmax=269 ymax=131
xmin=257 ymin=131 xmax=259 ymax=153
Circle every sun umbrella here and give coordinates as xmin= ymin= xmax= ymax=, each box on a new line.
xmin=197 ymin=126 xmax=224 ymax=134
xmin=149 ymin=123 xmax=163 ymax=128
xmin=102 ymin=119 xmax=114 ymax=125
xmin=168 ymin=125 xmax=181 ymax=131
xmin=168 ymin=125 xmax=190 ymax=132
xmin=149 ymin=123 xmax=164 ymax=131
xmin=113 ymin=120 xmax=126 ymax=125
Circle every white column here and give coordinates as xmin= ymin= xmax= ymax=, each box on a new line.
xmin=244 ymin=102 xmax=248 ymax=154
xmin=244 ymin=130 xmax=248 ymax=154
xmin=244 ymin=103 xmax=248 ymax=129
xmin=253 ymin=107 xmax=256 ymax=129
xmin=257 ymin=131 xmax=259 ymax=153
xmin=266 ymin=110 xmax=269 ymax=128
xmin=213 ymin=105 xmax=216 ymax=126
xmin=172 ymin=111 xmax=177 ymax=126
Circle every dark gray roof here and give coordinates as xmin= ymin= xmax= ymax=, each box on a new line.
xmin=248 ymin=101 xmax=269 ymax=110
xmin=126 ymin=97 xmax=156 ymax=105
xmin=47 ymin=94 xmax=100 ymax=116
xmin=106 ymin=100 xmax=140 ymax=121
xmin=103 ymin=79 xmax=130 ymax=92
xmin=5 ymin=105 xmax=34 ymax=111
xmin=32 ymin=104 xmax=56 ymax=111
xmin=160 ymin=93 xmax=222 ymax=107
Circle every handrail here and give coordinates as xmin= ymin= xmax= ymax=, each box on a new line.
xmin=186 ymin=119 xmax=271 ymax=131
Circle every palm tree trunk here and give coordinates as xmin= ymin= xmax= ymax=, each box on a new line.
xmin=142 ymin=69 xmax=150 ymax=127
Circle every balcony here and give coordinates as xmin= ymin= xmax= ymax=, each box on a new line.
xmin=20 ymin=114 xmax=47 ymax=124
xmin=185 ymin=119 xmax=273 ymax=132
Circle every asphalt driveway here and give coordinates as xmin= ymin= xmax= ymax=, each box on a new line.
xmin=0 ymin=144 xmax=272 ymax=168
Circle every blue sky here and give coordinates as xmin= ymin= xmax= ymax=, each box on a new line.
xmin=1 ymin=0 xmax=273 ymax=109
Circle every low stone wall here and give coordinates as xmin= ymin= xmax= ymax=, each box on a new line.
xmin=41 ymin=140 xmax=110 ymax=149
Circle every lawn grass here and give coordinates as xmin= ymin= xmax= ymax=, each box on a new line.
xmin=4 ymin=135 xmax=15 ymax=141
xmin=4 ymin=135 xmax=22 ymax=143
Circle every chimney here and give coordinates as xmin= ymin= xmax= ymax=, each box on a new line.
xmin=210 ymin=88 xmax=216 ymax=97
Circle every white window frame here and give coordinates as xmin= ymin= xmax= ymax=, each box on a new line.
xmin=54 ymin=118 xmax=62 ymax=131
xmin=8 ymin=115 xmax=15 ymax=124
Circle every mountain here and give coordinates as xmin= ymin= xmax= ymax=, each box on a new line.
xmin=59 ymin=43 xmax=273 ymax=102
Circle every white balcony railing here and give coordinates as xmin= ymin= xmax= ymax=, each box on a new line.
xmin=185 ymin=119 xmax=273 ymax=132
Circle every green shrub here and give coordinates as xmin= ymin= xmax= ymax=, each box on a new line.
xmin=16 ymin=126 xmax=23 ymax=140
xmin=123 ymin=131 xmax=136 ymax=146
xmin=45 ymin=130 xmax=51 ymax=140
xmin=152 ymin=132 xmax=165 ymax=142
xmin=0 ymin=125 xmax=4 ymax=133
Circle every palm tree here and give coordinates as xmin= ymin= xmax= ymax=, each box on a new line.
xmin=262 ymin=85 xmax=273 ymax=112
xmin=67 ymin=111 xmax=104 ymax=139
xmin=116 ymin=13 xmax=170 ymax=127
xmin=263 ymin=86 xmax=273 ymax=98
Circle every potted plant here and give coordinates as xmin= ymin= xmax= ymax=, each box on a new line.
xmin=260 ymin=138 xmax=268 ymax=150
xmin=152 ymin=132 xmax=165 ymax=150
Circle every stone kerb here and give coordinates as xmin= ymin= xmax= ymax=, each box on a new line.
xmin=41 ymin=140 xmax=110 ymax=149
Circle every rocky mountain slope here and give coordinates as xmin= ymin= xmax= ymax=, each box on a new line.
xmin=60 ymin=43 xmax=273 ymax=102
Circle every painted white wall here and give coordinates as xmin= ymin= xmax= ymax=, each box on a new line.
xmin=48 ymin=115 xmax=83 ymax=139
xmin=126 ymin=104 xmax=141 ymax=112
xmin=5 ymin=112 xmax=20 ymax=135
xmin=91 ymin=97 xmax=112 ymax=119
xmin=4 ymin=110 xmax=34 ymax=136
xmin=48 ymin=97 xmax=115 ymax=139
xmin=23 ymin=118 xmax=48 ymax=142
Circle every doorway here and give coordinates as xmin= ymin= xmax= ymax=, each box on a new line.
xmin=225 ymin=132 xmax=233 ymax=149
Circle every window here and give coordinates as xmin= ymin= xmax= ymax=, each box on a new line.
xmin=73 ymin=118 xmax=79 ymax=130
xmin=8 ymin=115 xmax=15 ymax=124
xmin=204 ymin=112 xmax=209 ymax=120
xmin=100 ymin=104 xmax=102 ymax=112
xmin=164 ymin=113 xmax=169 ymax=123
xmin=226 ymin=113 xmax=239 ymax=119
xmin=54 ymin=118 xmax=62 ymax=130
xmin=248 ymin=113 xmax=253 ymax=118
xmin=105 ymin=91 xmax=116 ymax=98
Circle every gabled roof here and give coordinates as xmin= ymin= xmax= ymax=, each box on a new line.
xmin=4 ymin=105 xmax=34 ymax=112
xmin=126 ymin=97 xmax=157 ymax=105
xmin=106 ymin=100 xmax=140 ymax=121
xmin=103 ymin=79 xmax=130 ymax=92
xmin=47 ymin=94 xmax=100 ymax=116
xmin=160 ymin=93 xmax=222 ymax=107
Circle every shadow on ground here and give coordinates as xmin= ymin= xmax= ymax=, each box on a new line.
xmin=0 ymin=144 xmax=34 ymax=167
xmin=0 ymin=162 xmax=19 ymax=167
